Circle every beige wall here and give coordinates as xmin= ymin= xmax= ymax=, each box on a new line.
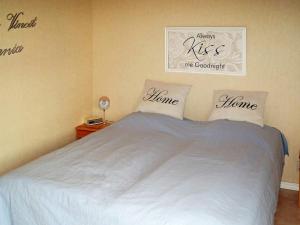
xmin=0 ymin=0 xmax=93 ymax=174
xmin=92 ymin=0 xmax=300 ymax=183
xmin=1 ymin=0 xmax=299 ymax=184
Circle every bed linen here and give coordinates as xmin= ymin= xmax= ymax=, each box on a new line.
xmin=0 ymin=112 xmax=286 ymax=225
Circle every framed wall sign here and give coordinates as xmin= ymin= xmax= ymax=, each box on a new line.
xmin=165 ymin=27 xmax=246 ymax=76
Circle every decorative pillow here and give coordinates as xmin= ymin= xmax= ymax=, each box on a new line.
xmin=136 ymin=80 xmax=191 ymax=119
xmin=208 ymin=90 xmax=268 ymax=127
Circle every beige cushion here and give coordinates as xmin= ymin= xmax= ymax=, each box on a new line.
xmin=136 ymin=80 xmax=191 ymax=119
xmin=208 ymin=90 xmax=268 ymax=127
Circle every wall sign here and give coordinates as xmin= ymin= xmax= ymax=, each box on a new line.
xmin=165 ymin=27 xmax=246 ymax=76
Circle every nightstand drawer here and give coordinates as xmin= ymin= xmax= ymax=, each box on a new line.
xmin=76 ymin=130 xmax=94 ymax=139
xmin=76 ymin=123 xmax=112 ymax=139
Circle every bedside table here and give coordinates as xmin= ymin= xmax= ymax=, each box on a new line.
xmin=75 ymin=122 xmax=112 ymax=139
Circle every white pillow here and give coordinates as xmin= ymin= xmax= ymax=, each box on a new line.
xmin=208 ymin=90 xmax=268 ymax=127
xmin=136 ymin=80 xmax=191 ymax=119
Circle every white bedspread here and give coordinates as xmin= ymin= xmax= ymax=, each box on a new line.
xmin=0 ymin=112 xmax=285 ymax=225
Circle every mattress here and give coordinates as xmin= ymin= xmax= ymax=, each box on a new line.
xmin=0 ymin=112 xmax=286 ymax=225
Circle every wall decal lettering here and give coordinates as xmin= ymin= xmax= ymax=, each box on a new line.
xmin=7 ymin=12 xmax=37 ymax=31
xmin=1 ymin=12 xmax=37 ymax=57
xmin=0 ymin=44 xmax=24 ymax=56
xmin=143 ymin=87 xmax=179 ymax=105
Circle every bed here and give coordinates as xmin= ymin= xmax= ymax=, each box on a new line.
xmin=0 ymin=112 xmax=287 ymax=225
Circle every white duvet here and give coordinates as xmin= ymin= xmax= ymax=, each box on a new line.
xmin=0 ymin=112 xmax=285 ymax=225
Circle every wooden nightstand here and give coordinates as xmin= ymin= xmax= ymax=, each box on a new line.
xmin=75 ymin=122 xmax=112 ymax=139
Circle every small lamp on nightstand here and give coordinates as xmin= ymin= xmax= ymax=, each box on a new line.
xmin=98 ymin=96 xmax=110 ymax=124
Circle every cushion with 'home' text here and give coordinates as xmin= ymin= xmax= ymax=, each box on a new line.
xmin=136 ymin=80 xmax=191 ymax=119
xmin=208 ymin=90 xmax=268 ymax=127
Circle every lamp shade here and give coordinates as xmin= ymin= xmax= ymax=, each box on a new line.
xmin=98 ymin=96 xmax=110 ymax=110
